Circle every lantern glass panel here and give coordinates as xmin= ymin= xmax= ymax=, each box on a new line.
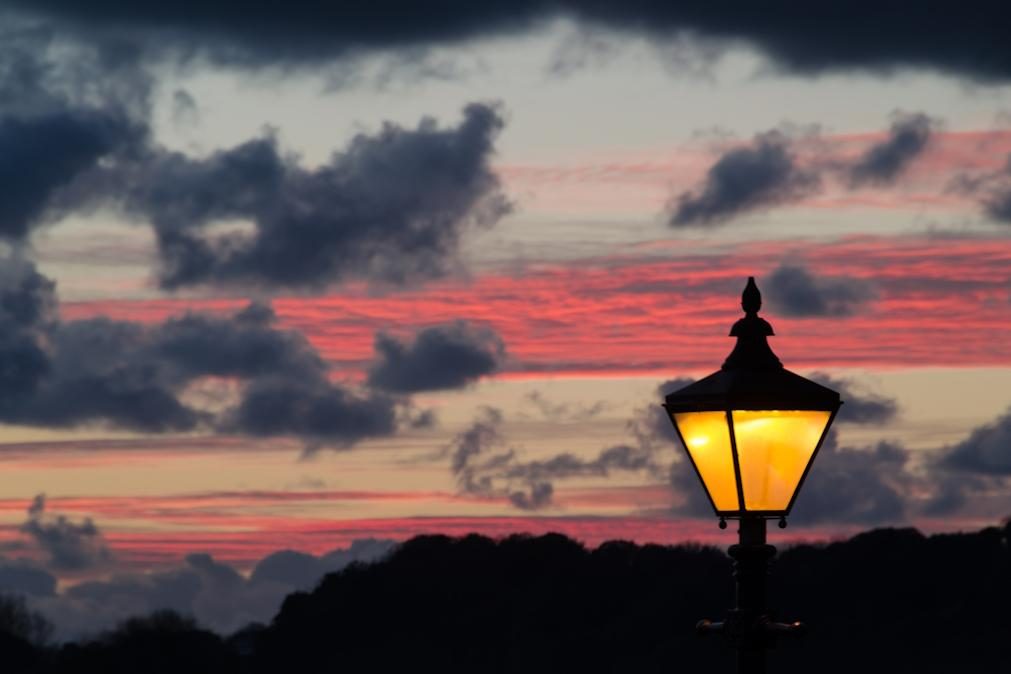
xmin=672 ymin=411 xmax=739 ymax=511
xmin=731 ymin=410 xmax=832 ymax=511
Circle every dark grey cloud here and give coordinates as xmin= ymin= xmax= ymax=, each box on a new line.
xmin=220 ymin=377 xmax=398 ymax=451
xmin=367 ymin=321 xmax=505 ymax=393
xmin=0 ymin=27 xmax=509 ymax=293
xmin=981 ymin=157 xmax=1011 ymax=223
xmin=669 ymin=131 xmax=818 ymax=226
xmin=656 ymin=378 xmax=695 ymax=397
xmin=947 ymin=154 xmax=1011 ymax=224
xmin=0 ymin=17 xmax=153 ymax=118
xmin=914 ymin=409 xmax=1011 ymax=517
xmin=251 ymin=539 xmax=396 ymax=591
xmin=807 ymin=372 xmax=898 ymax=425
xmin=12 ymin=317 xmax=207 ymax=433
xmin=0 ymin=109 xmax=141 ymax=239
xmin=790 ymin=434 xmax=909 ymax=525
xmin=506 ymin=443 xmax=658 ymax=510
xmin=19 ymin=495 xmax=111 ymax=572
xmin=27 ymin=538 xmax=396 ymax=640
xmin=0 ymin=258 xmax=405 ymax=447
xmin=766 ymin=263 xmax=875 ymax=317
xmin=848 ymin=112 xmax=934 ymax=187
xmin=7 ymin=2 xmax=1011 ymax=81
xmin=641 ymin=378 xmax=695 ymax=444
xmin=112 ymin=103 xmax=508 ymax=290
xmin=448 ymin=406 xmax=506 ymax=495
xmin=920 ymin=471 xmax=987 ymax=516
xmin=0 ymin=23 xmax=151 ymax=243
xmin=0 ymin=563 xmax=57 ymax=598
xmin=249 ymin=551 xmax=323 ymax=591
xmin=938 ymin=409 xmax=1011 ymax=476
xmin=986 ymin=187 xmax=1011 ymax=222
xmin=449 ymin=408 xmax=658 ymax=510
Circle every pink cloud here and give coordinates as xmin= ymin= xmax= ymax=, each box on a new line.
xmin=62 ymin=235 xmax=1011 ymax=378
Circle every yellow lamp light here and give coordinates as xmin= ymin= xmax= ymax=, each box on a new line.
xmin=664 ymin=278 xmax=841 ymax=520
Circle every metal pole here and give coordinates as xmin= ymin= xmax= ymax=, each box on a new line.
xmin=728 ymin=517 xmax=775 ymax=674
xmin=696 ymin=518 xmax=803 ymax=669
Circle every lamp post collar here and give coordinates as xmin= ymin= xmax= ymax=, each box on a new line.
xmin=722 ymin=277 xmax=782 ymax=371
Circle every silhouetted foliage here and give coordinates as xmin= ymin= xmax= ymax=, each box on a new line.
xmin=0 ymin=594 xmax=53 ymax=646
xmin=50 ymin=610 xmax=236 ymax=674
xmin=9 ymin=522 xmax=1011 ymax=672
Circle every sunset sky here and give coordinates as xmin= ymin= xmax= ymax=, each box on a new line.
xmin=0 ymin=2 xmax=1010 ymax=639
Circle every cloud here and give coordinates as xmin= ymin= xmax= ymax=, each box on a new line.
xmin=249 ymin=551 xmax=323 ymax=591
xmin=790 ymin=434 xmax=909 ymax=524
xmin=0 ymin=110 xmax=141 ymax=239
xmin=111 ymin=103 xmax=509 ymax=290
xmin=0 ymin=27 xmax=510 ymax=290
xmin=10 ymin=2 xmax=1011 ymax=81
xmin=766 ymin=263 xmax=875 ymax=316
xmin=938 ymin=409 xmax=1011 ymax=476
xmin=0 ymin=20 xmax=152 ymax=241
xmin=848 ymin=113 xmax=934 ymax=187
xmin=668 ymin=131 xmax=819 ymax=226
xmin=19 ymin=495 xmax=112 ymax=572
xmin=914 ymin=410 xmax=1011 ymax=517
xmin=251 ymin=539 xmax=396 ymax=591
xmin=449 ymin=407 xmax=659 ymax=510
xmin=523 ymin=390 xmax=608 ymax=421
xmin=219 ymin=377 xmax=398 ymax=451
xmin=947 ymin=154 xmax=1011 ymax=224
xmin=25 ymin=539 xmax=396 ymax=641
xmin=640 ymin=378 xmax=695 ymax=444
xmin=981 ymin=157 xmax=1011 ymax=223
xmin=367 ymin=321 xmax=506 ymax=393
xmin=986 ymin=188 xmax=1011 ymax=222
xmin=0 ymin=563 xmax=57 ymax=598
xmin=807 ymin=372 xmax=898 ymax=425
xmin=0 ymin=257 xmax=405 ymax=447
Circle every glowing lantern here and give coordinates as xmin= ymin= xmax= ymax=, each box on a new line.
xmin=664 ymin=277 xmax=841 ymax=521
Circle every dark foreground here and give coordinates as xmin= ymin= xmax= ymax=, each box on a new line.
xmin=3 ymin=522 xmax=1010 ymax=673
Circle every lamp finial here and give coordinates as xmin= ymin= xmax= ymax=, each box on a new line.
xmin=742 ymin=276 xmax=761 ymax=315
xmin=723 ymin=276 xmax=781 ymax=370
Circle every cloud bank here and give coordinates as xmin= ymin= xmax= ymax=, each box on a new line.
xmin=14 ymin=537 xmax=396 ymax=641
xmin=0 ymin=256 xmax=507 ymax=447
xmin=6 ymin=1 xmax=1011 ymax=82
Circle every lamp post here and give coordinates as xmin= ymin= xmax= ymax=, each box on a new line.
xmin=663 ymin=277 xmax=842 ymax=674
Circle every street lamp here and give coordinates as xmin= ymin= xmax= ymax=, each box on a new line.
xmin=663 ymin=277 xmax=841 ymax=674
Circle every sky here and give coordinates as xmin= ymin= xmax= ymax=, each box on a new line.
xmin=0 ymin=1 xmax=1010 ymax=639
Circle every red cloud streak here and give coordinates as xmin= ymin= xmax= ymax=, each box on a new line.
xmin=62 ymin=236 xmax=1011 ymax=377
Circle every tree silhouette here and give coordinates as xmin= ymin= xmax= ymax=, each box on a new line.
xmin=7 ymin=521 xmax=1011 ymax=673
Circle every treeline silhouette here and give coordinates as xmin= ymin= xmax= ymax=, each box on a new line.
xmin=4 ymin=522 xmax=1010 ymax=673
